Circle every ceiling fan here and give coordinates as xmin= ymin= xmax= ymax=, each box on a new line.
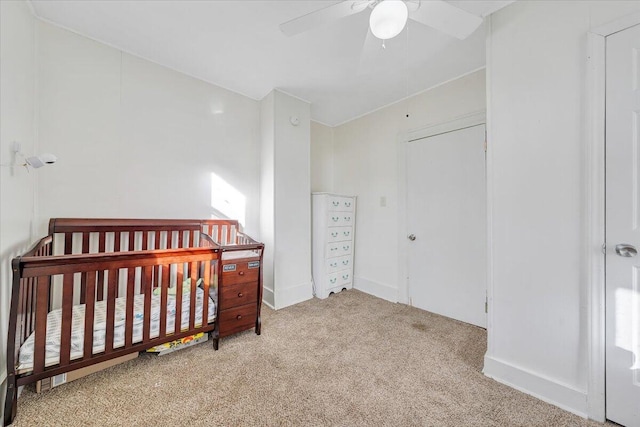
xmin=279 ymin=0 xmax=483 ymax=42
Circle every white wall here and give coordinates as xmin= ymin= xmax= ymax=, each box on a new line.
xmin=0 ymin=0 xmax=37 ymax=421
xmin=260 ymin=90 xmax=313 ymax=309
xmin=273 ymin=91 xmax=312 ymax=308
xmin=36 ymin=22 xmax=261 ymax=236
xmin=260 ymin=91 xmax=276 ymax=307
xmin=484 ymin=0 xmax=640 ymax=418
xmin=331 ymin=70 xmax=486 ymax=301
xmin=310 ymin=121 xmax=333 ymax=193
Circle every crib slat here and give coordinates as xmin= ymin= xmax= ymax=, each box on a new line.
xmin=82 ymin=232 xmax=90 ymax=253
xmin=142 ymin=231 xmax=149 ymax=251
xmin=202 ymin=261 xmax=210 ymax=327
xmin=114 ymin=232 xmax=121 ymax=253
xmin=178 ymin=230 xmax=184 ymax=249
xmin=80 ymin=233 xmax=90 ymax=304
xmin=175 ymin=263 xmax=183 ymax=335
xmin=105 ymin=269 xmax=117 ymax=352
xmin=128 ymin=231 xmax=135 ymax=252
xmin=124 ymin=268 xmax=135 ymax=347
xmin=26 ymin=278 xmax=34 ymax=342
xmin=142 ymin=266 xmax=152 ymax=342
xmin=80 ymin=266 xmax=88 ymax=305
xmin=59 ymin=273 xmax=74 ymax=366
xmin=159 ymin=264 xmax=168 ymax=339
xmin=97 ymin=232 xmax=106 ymax=301
xmin=33 ymin=276 xmax=49 ymax=374
xmin=98 ymin=231 xmax=106 ymax=253
xmin=64 ymin=233 xmax=73 ymax=255
xmin=19 ymin=281 xmax=26 ymax=343
xmin=83 ymin=271 xmax=96 ymax=359
xmin=20 ymin=280 xmax=27 ymax=342
xmin=155 ymin=230 xmax=161 ymax=250
xmin=189 ymin=262 xmax=197 ymax=330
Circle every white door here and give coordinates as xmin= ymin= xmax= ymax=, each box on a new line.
xmin=407 ymin=124 xmax=486 ymax=328
xmin=606 ymin=23 xmax=640 ymax=427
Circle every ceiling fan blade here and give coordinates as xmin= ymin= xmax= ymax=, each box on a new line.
xmin=280 ymin=1 xmax=370 ymax=37
xmin=409 ymin=0 xmax=483 ymax=40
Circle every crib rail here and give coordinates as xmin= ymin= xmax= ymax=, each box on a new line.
xmin=8 ymin=246 xmax=219 ymax=388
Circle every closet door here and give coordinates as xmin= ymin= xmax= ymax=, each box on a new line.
xmin=407 ymin=124 xmax=486 ymax=328
xmin=605 ymin=23 xmax=640 ymax=427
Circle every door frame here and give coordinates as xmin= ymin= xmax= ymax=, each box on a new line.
xmin=397 ymin=110 xmax=486 ymax=306
xmin=586 ymin=12 xmax=640 ymax=422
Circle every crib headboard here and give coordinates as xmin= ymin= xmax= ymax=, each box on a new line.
xmin=48 ymin=218 xmax=242 ymax=254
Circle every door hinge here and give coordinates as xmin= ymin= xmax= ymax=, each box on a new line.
xmin=602 ymin=243 xmax=606 ymax=255
xmin=485 ymin=298 xmax=488 ymax=313
xmin=483 ymin=139 xmax=487 ymax=152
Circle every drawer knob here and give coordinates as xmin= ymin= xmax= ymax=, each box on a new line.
xmin=237 ymin=314 xmax=242 ymax=320
xmin=239 ymin=271 xmax=245 ymax=276
xmin=238 ymin=292 xmax=244 ymax=297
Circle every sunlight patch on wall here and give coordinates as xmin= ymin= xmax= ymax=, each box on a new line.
xmin=211 ymin=172 xmax=246 ymax=226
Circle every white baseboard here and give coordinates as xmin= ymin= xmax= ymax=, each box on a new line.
xmin=274 ymin=281 xmax=313 ymax=310
xmin=262 ymin=298 xmax=275 ymax=310
xmin=262 ymin=286 xmax=275 ymax=309
xmin=483 ymin=355 xmax=588 ymax=418
xmin=354 ymin=276 xmax=398 ymax=303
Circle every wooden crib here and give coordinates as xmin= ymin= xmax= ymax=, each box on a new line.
xmin=4 ymin=218 xmax=264 ymax=426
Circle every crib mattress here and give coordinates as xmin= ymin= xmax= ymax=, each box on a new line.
xmin=18 ymin=287 xmax=216 ymax=373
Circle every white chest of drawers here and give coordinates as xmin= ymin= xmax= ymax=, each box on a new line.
xmin=312 ymin=193 xmax=356 ymax=299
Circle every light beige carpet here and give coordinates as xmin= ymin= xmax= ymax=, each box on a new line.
xmin=12 ymin=290 xmax=604 ymax=426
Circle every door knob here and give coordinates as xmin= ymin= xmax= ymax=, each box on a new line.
xmin=615 ymin=243 xmax=637 ymax=257
xmin=408 ymin=234 xmax=416 ymax=241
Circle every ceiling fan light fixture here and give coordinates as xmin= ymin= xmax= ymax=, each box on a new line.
xmin=369 ymin=0 xmax=409 ymax=40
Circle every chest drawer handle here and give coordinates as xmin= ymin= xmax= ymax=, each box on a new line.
xmin=236 ymin=314 xmax=242 ymax=320
xmin=238 ymin=292 xmax=244 ymax=298
xmin=239 ymin=271 xmax=245 ymax=276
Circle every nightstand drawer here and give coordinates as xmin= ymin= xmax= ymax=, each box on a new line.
xmin=219 ymin=282 xmax=258 ymax=310
xmin=221 ymin=261 xmax=260 ymax=285
xmin=219 ymin=305 xmax=257 ymax=336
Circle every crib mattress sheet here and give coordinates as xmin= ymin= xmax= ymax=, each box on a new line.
xmin=18 ymin=287 xmax=215 ymax=373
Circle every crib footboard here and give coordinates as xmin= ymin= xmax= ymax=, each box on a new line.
xmin=4 ymin=246 xmax=219 ymax=426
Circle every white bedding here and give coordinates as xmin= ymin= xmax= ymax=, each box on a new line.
xmin=18 ymin=287 xmax=216 ymax=372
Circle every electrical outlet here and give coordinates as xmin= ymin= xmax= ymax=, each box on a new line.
xmin=12 ymin=141 xmax=21 ymax=154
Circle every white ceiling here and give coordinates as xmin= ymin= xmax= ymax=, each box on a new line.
xmin=30 ymin=0 xmax=514 ymax=126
